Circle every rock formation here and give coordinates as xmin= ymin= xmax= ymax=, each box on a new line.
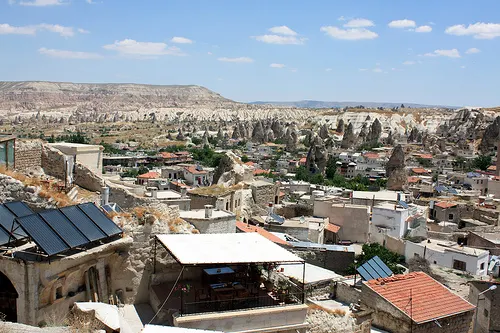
xmin=336 ymin=119 xmax=345 ymax=133
xmin=341 ymin=123 xmax=357 ymax=149
xmin=305 ymin=135 xmax=328 ymax=174
xmin=479 ymin=116 xmax=500 ymax=154
xmin=386 ymin=145 xmax=407 ymax=191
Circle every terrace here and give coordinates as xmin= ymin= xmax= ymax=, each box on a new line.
xmin=150 ymin=233 xmax=308 ymax=332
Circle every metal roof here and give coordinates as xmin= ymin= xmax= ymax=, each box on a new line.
xmin=277 ymin=263 xmax=343 ymax=285
xmin=156 ymin=233 xmax=304 ymax=265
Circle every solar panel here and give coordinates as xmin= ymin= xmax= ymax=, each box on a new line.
xmin=77 ymin=203 xmax=122 ymax=237
xmin=4 ymin=201 xmax=34 ymax=217
xmin=16 ymin=214 xmax=70 ymax=256
xmin=372 ymin=256 xmax=394 ymax=277
xmin=39 ymin=210 xmax=90 ymax=248
xmin=0 ymin=205 xmax=27 ymax=239
xmin=0 ymin=227 xmax=11 ymax=246
xmin=269 ymin=213 xmax=285 ymax=224
xmin=398 ymin=201 xmax=409 ymax=209
xmin=357 ymin=255 xmax=393 ymax=281
xmin=60 ymin=206 xmax=107 ymax=242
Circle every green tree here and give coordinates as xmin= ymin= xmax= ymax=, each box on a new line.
xmin=325 ymin=157 xmax=339 ymax=179
xmin=416 ymin=157 xmax=433 ymax=168
xmin=295 ymin=166 xmax=310 ymax=182
xmin=473 ymin=155 xmax=492 ymax=171
xmin=453 ymin=156 xmax=467 ymax=171
xmin=241 ymin=155 xmax=250 ymax=163
xmin=346 ymin=243 xmax=405 ymax=275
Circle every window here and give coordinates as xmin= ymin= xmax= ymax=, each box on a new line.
xmin=448 ymin=213 xmax=454 ymax=221
xmin=433 ymin=261 xmax=437 ymax=264
xmin=480 ymin=263 xmax=485 ymax=270
xmin=414 ymin=253 xmax=420 ymax=258
xmin=453 ymin=259 xmax=467 ymax=271
xmin=484 ymin=309 xmax=489 ymax=317
xmin=55 ymin=286 xmax=63 ymax=300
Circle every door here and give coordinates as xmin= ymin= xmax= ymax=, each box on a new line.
xmin=0 ymin=271 xmax=18 ymax=322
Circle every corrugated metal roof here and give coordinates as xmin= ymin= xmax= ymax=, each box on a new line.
xmin=156 ymin=233 xmax=304 ymax=265
xmin=365 ymin=272 xmax=475 ymax=324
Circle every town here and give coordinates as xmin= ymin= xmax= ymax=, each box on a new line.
xmin=1 ymin=101 xmax=500 ymax=333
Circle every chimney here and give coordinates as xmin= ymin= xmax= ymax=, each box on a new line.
xmin=215 ymin=198 xmax=225 ymax=210
xmin=205 ymin=205 xmax=214 ymax=218
xmin=268 ymin=202 xmax=274 ymax=215
xmin=151 ymin=188 xmax=158 ymax=199
xmin=180 ymin=187 xmax=187 ymax=197
xmin=101 ymin=186 xmax=110 ymax=206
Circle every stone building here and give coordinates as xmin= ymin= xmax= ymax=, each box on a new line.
xmin=49 ymin=142 xmax=104 ymax=176
xmin=250 ymin=180 xmax=281 ymax=206
xmin=179 ymin=205 xmax=236 ymax=234
xmin=469 ymin=280 xmax=500 ymax=333
xmin=187 ymin=185 xmax=244 ymax=213
xmin=362 ymin=272 xmax=475 ymax=333
xmin=0 ymin=202 xmax=131 ymax=326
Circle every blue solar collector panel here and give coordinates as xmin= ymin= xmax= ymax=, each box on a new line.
xmin=357 ymin=255 xmax=393 ymax=281
xmin=0 ymin=205 xmax=27 ymax=239
xmin=4 ymin=201 xmax=34 ymax=217
xmin=39 ymin=210 xmax=90 ymax=248
xmin=60 ymin=206 xmax=107 ymax=242
xmin=77 ymin=203 xmax=122 ymax=237
xmin=16 ymin=214 xmax=70 ymax=256
xmin=0 ymin=227 xmax=11 ymax=246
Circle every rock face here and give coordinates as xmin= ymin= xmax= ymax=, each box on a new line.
xmin=213 ymin=152 xmax=253 ymax=186
xmin=319 ymin=123 xmax=330 ymax=140
xmin=341 ymin=123 xmax=357 ymax=149
xmin=479 ymin=116 xmax=500 ymax=154
xmin=367 ymin=118 xmax=382 ymax=143
xmin=305 ymin=135 xmax=328 ymax=174
xmin=386 ymin=145 xmax=407 ymax=191
xmin=336 ymin=119 xmax=345 ymax=133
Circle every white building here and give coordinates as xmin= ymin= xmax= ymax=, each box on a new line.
xmin=405 ymin=239 xmax=489 ymax=276
xmin=49 ymin=142 xmax=104 ymax=175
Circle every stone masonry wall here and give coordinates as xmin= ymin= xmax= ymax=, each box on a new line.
xmin=41 ymin=144 xmax=66 ymax=180
xmin=74 ymin=162 xmax=104 ymax=192
xmin=14 ymin=139 xmax=43 ymax=172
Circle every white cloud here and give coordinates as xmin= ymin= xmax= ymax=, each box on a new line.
xmin=86 ymin=0 xmax=96 ymax=3
xmin=78 ymin=28 xmax=90 ymax=34
xmin=445 ymin=22 xmax=500 ymax=39
xmin=290 ymin=68 xmax=298 ymax=72
xmin=358 ymin=68 xmax=368 ymax=72
xmin=403 ymin=60 xmax=416 ymax=65
xmin=170 ymin=36 xmax=193 ymax=44
xmin=460 ymin=65 xmax=466 ymax=69
xmin=103 ymin=39 xmax=185 ymax=57
xmin=270 ymin=63 xmax=285 ymax=68
xmin=415 ymin=25 xmax=432 ymax=33
xmin=343 ymin=18 xmax=374 ymax=28
xmin=0 ymin=23 xmax=37 ymax=35
xmin=19 ymin=0 xmax=65 ymax=6
xmin=268 ymin=26 xmax=297 ymax=36
xmin=218 ymin=57 xmax=254 ymax=63
xmin=38 ymin=47 xmax=102 ymax=59
xmin=424 ymin=49 xmax=461 ymax=58
xmin=207 ymin=52 xmax=212 ymax=55
xmin=0 ymin=23 xmax=80 ymax=37
xmin=388 ymin=19 xmax=416 ymax=29
xmin=338 ymin=16 xmax=347 ymax=21
xmin=253 ymin=34 xmax=306 ymax=45
xmin=466 ymin=47 xmax=481 ymax=54
xmin=325 ymin=68 xmax=332 ymax=72
xmin=373 ymin=68 xmax=383 ymax=73
xmin=38 ymin=23 xmax=74 ymax=37
xmin=320 ymin=26 xmax=378 ymax=40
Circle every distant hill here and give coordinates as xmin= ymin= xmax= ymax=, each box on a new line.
xmin=250 ymin=100 xmax=458 ymax=109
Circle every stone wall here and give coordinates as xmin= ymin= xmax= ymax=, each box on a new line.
xmin=74 ymin=162 xmax=104 ymax=192
xmin=384 ymin=235 xmax=406 ymax=256
xmin=41 ymin=144 xmax=66 ymax=180
xmin=182 ymin=215 xmax=236 ymax=234
xmin=276 ymin=204 xmax=313 ymax=219
xmin=187 ymin=193 xmax=218 ymax=210
xmin=14 ymin=139 xmax=43 ymax=172
xmin=293 ymin=249 xmax=355 ymax=275
xmin=473 ymin=207 xmax=499 ymax=225
xmin=251 ymin=181 xmax=279 ymax=208
xmin=335 ymin=282 xmax=361 ymax=304
xmin=468 ymin=232 xmax=500 ymax=255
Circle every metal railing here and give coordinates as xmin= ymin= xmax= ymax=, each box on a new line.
xmin=182 ymin=292 xmax=303 ymax=315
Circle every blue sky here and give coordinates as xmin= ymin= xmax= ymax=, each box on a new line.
xmin=1 ymin=0 xmax=500 ymax=106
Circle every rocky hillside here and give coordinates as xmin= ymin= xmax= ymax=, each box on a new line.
xmin=0 ymin=81 xmax=237 ymax=110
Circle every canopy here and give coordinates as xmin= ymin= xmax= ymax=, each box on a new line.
xmin=156 ymin=233 xmax=304 ymax=265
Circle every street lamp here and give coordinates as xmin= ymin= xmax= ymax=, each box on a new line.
xmin=473 ymin=285 xmax=497 ymax=333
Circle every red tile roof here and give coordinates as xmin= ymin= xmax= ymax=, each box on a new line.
xmin=137 ymin=171 xmax=160 ymax=179
xmin=325 ymin=223 xmax=341 ymax=233
xmin=176 ymin=151 xmax=190 ymax=155
xmin=299 ymin=157 xmax=307 ymax=164
xmin=253 ymin=169 xmax=270 ymax=176
xmin=236 ymin=221 xmax=290 ymax=246
xmin=407 ymin=176 xmax=420 ymax=184
xmin=411 ymin=168 xmax=428 ymax=174
xmin=417 ymin=154 xmax=433 ymax=159
xmin=364 ymin=153 xmax=380 ymax=159
xmin=159 ymin=152 xmax=178 ymax=159
xmin=185 ymin=165 xmax=207 ymax=175
xmin=488 ymin=165 xmax=497 ymax=171
xmin=435 ymin=201 xmax=458 ymax=209
xmin=365 ymin=272 xmax=474 ymax=324
xmin=244 ymin=161 xmax=255 ymax=167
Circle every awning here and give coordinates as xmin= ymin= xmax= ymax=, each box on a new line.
xmin=325 ymin=223 xmax=341 ymax=233
xmin=156 ymin=233 xmax=304 ymax=265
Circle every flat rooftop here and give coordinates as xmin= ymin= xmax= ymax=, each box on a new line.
xmin=416 ymin=239 xmax=489 ymax=256
xmin=352 ymin=191 xmax=400 ymax=201
xmin=179 ymin=209 xmax=234 ymax=220
xmin=472 ymin=232 xmax=500 ymax=244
